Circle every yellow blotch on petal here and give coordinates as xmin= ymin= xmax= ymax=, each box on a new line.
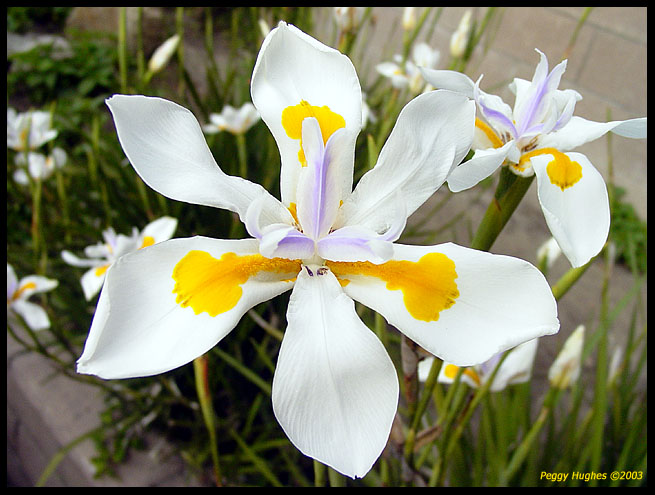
xmin=172 ymin=250 xmax=301 ymax=317
xmin=326 ymin=252 xmax=459 ymax=322
xmin=288 ymin=202 xmax=300 ymax=226
xmin=10 ymin=281 xmax=37 ymax=302
xmin=94 ymin=265 xmax=110 ymax=277
xmin=281 ymin=100 xmax=345 ymax=166
xmin=475 ymin=117 xmax=504 ymax=149
xmin=520 ymin=147 xmax=582 ymax=191
xmin=444 ymin=363 xmax=482 ymax=387
xmin=139 ymin=235 xmax=155 ymax=249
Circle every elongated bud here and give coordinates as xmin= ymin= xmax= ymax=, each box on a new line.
xmin=450 ymin=9 xmax=472 ymax=58
xmin=548 ymin=324 xmax=584 ymax=388
xmin=402 ymin=7 xmax=416 ymax=31
xmin=148 ymin=34 xmax=180 ymax=74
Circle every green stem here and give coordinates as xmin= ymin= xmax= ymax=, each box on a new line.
xmin=176 ymin=7 xmax=185 ymax=100
xmin=403 ymin=356 xmax=442 ymax=466
xmin=470 ymin=167 xmax=534 ymax=252
xmin=499 ymin=387 xmax=563 ymax=484
xmin=118 ymin=8 xmax=128 ymax=93
xmin=193 ymin=354 xmax=222 ymax=486
xmin=313 ymin=459 xmax=326 ymax=487
xmin=551 ymin=255 xmax=595 ymax=301
xmin=31 ymin=176 xmax=43 ymax=270
xmin=235 ymin=132 xmax=248 ymax=179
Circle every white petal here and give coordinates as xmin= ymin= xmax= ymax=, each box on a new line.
xmin=7 ymin=264 xmax=18 ymax=297
xmin=258 ymin=223 xmax=315 ymax=260
xmin=11 ymin=300 xmax=51 ymax=331
xmin=419 ymin=68 xmax=476 ymax=98
xmin=80 ymin=266 xmax=108 ymax=300
xmin=77 ymin=237 xmax=299 ymax=379
xmin=251 ymin=22 xmax=362 ymax=206
xmin=318 ymin=225 xmax=395 ymax=264
xmin=329 ymin=243 xmax=559 ymax=366
xmin=14 ymin=275 xmax=58 ymax=299
xmin=106 ymin=95 xmax=286 ymax=226
xmin=447 ymin=140 xmax=515 ymax=192
xmin=532 ymin=152 xmax=610 ymax=267
xmin=340 ymin=90 xmax=475 ymax=233
xmin=540 ymin=116 xmax=647 ymax=151
xmin=272 ymin=266 xmax=398 ymax=479
xmin=139 ymin=216 xmax=178 ymax=245
xmin=485 ymin=338 xmax=539 ymax=391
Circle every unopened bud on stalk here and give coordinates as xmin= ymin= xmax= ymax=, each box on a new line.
xmin=548 ymin=324 xmax=584 ymax=389
xmin=450 ymin=9 xmax=472 ymax=58
xmin=402 ymin=7 xmax=416 ymax=31
xmin=148 ymin=34 xmax=180 ymax=74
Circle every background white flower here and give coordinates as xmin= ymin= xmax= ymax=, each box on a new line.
xmin=7 ymin=263 xmax=58 ymax=331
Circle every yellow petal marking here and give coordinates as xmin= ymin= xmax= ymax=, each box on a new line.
xmin=139 ymin=235 xmax=155 ymax=249
xmin=281 ymin=100 xmax=345 ymax=166
xmin=475 ymin=117 xmax=504 ymax=149
xmin=10 ymin=281 xmax=37 ymax=302
xmin=94 ymin=264 xmax=110 ymax=277
xmin=172 ymin=250 xmax=301 ymax=317
xmin=288 ymin=202 xmax=300 ymax=226
xmin=519 ymin=147 xmax=582 ymax=191
xmin=326 ymin=252 xmax=459 ymax=322
xmin=444 ymin=363 xmax=482 ymax=387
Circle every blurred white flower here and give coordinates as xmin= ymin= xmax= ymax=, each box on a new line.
xmin=203 ymin=103 xmax=261 ymax=135
xmin=7 ymin=108 xmax=58 ymax=152
xmin=424 ymin=338 xmax=539 ymax=392
xmin=548 ymin=324 xmax=584 ymax=388
xmin=13 ymin=147 xmax=67 ymax=185
xmin=333 ymin=7 xmax=365 ymax=32
xmin=61 ymin=217 xmax=178 ymax=300
xmin=536 ymin=236 xmax=563 ymax=271
xmin=7 ymin=263 xmax=58 ymax=331
xmin=376 ymin=42 xmax=440 ymax=94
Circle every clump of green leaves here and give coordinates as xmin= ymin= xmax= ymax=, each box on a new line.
xmin=8 ymin=30 xmax=118 ymax=106
xmin=608 ymin=184 xmax=647 ymax=274
xmin=7 ymin=7 xmax=73 ymax=33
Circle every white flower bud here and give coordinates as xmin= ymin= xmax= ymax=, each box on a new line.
xmin=148 ymin=34 xmax=180 ymax=74
xmin=450 ymin=9 xmax=472 ymax=58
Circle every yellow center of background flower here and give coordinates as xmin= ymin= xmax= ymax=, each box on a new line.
xmin=444 ymin=363 xmax=482 ymax=386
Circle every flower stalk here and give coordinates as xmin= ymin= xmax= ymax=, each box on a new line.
xmin=193 ymin=354 xmax=222 ymax=486
xmin=470 ymin=166 xmax=534 ymax=252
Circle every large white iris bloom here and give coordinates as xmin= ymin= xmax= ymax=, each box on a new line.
xmin=421 ymin=49 xmax=647 ymax=268
xmin=77 ymin=23 xmax=559 ymax=479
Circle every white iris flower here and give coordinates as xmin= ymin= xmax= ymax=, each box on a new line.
xmin=7 ymin=263 xmax=58 ymax=331
xmin=76 ymin=23 xmax=559 ymax=479
xmin=62 ymin=217 xmax=177 ymax=300
xmin=203 ymin=103 xmax=261 ymax=135
xmin=421 ymin=49 xmax=647 ymax=268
